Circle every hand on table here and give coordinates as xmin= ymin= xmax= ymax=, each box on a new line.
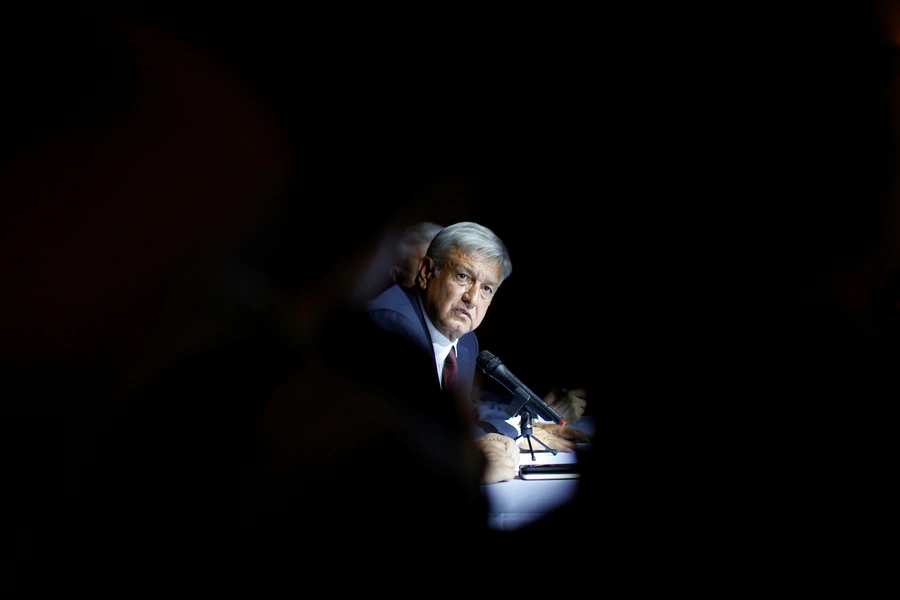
xmin=474 ymin=434 xmax=520 ymax=484
xmin=518 ymin=422 xmax=593 ymax=453
xmin=543 ymin=387 xmax=587 ymax=424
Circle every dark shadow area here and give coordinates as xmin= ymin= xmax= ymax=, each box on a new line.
xmin=1 ymin=1 xmax=895 ymax=595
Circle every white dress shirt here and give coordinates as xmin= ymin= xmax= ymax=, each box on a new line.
xmin=416 ymin=291 xmax=458 ymax=388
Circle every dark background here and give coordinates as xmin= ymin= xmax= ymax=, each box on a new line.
xmin=2 ymin=0 xmax=896 ymax=593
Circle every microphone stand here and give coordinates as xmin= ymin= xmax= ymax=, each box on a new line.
xmin=516 ymin=407 xmax=558 ymax=461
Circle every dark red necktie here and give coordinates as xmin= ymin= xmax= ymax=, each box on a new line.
xmin=443 ymin=346 xmax=457 ymax=392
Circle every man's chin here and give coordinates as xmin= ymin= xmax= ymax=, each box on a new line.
xmin=441 ymin=322 xmax=471 ymax=338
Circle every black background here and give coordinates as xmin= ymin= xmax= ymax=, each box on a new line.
xmin=2 ymin=1 xmax=896 ymax=593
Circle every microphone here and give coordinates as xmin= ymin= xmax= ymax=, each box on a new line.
xmin=476 ymin=350 xmax=566 ymax=426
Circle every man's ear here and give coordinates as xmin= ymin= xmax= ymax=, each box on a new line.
xmin=417 ymin=257 xmax=434 ymax=288
xmin=389 ymin=265 xmax=400 ymax=283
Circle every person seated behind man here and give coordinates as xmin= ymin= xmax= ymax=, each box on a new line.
xmin=389 ymin=221 xmax=445 ymax=288
xmin=365 ymin=221 xmax=591 ymax=483
xmin=380 ymin=220 xmax=589 ymax=426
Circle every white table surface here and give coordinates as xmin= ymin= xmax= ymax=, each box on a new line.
xmin=481 ymin=417 xmax=594 ymax=532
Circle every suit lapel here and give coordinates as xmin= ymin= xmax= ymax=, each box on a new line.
xmin=404 ymin=286 xmax=479 ymax=395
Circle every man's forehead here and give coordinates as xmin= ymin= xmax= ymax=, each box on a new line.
xmin=446 ymin=247 xmax=502 ymax=282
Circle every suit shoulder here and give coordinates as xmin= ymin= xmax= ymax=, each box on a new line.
xmin=459 ymin=332 xmax=479 ymax=355
xmin=366 ymin=285 xmax=415 ymax=313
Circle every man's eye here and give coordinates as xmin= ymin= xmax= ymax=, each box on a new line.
xmin=458 ymin=273 xmax=469 ymax=281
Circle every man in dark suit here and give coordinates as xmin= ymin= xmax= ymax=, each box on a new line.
xmin=366 ymin=221 xmax=590 ymax=483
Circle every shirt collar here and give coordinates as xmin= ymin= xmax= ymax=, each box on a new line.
xmin=417 ymin=289 xmax=457 ymax=366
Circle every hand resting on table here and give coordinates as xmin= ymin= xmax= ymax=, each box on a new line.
xmin=517 ymin=422 xmax=593 ymax=453
xmin=475 ymin=433 xmax=520 ymax=484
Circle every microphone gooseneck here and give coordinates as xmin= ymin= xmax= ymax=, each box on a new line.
xmin=476 ymin=350 xmax=565 ymax=425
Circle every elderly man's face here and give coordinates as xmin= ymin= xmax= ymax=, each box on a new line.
xmin=417 ymin=247 xmax=501 ymax=342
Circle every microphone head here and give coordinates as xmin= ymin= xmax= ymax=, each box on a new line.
xmin=476 ymin=350 xmax=502 ymax=373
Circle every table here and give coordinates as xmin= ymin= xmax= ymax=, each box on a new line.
xmin=481 ymin=416 xmax=594 ymax=532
